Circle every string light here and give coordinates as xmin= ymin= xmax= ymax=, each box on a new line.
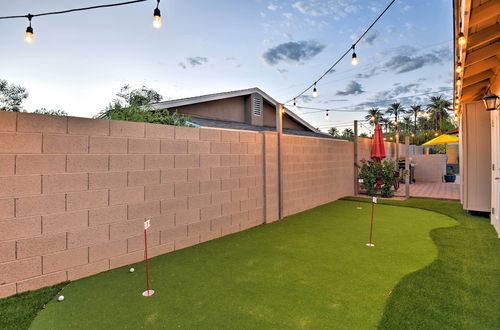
xmin=24 ymin=14 xmax=33 ymax=43
xmin=312 ymin=83 xmax=318 ymax=98
xmin=455 ymin=104 xmax=459 ymax=110
xmin=456 ymin=77 xmax=462 ymax=87
xmin=456 ymin=62 xmax=463 ymax=73
xmin=351 ymin=45 xmax=358 ymax=66
xmin=458 ymin=32 xmax=466 ymax=46
xmin=293 ymin=98 xmax=297 ymax=111
xmin=455 ymin=96 xmax=460 ymax=104
xmin=371 ymin=116 xmax=376 ymax=122
xmin=325 ymin=110 xmax=330 ymax=121
xmin=284 ymin=0 xmax=397 ymax=104
xmin=153 ymin=0 xmax=162 ymax=29
xmin=434 ymin=132 xmax=439 ymax=136
xmin=0 ymin=0 xmax=148 ymax=43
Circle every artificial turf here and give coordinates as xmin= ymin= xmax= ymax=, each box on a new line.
xmin=344 ymin=197 xmax=500 ymax=329
xmin=29 ymin=199 xmax=459 ymax=329
xmin=0 ymin=281 xmax=67 ymax=330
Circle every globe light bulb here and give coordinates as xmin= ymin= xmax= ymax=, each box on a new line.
xmin=456 ymin=62 xmax=463 ymax=73
xmin=455 ymin=97 xmax=460 ymax=104
xmin=325 ymin=110 xmax=329 ymax=121
xmin=456 ymin=77 xmax=462 ymax=86
xmin=293 ymin=98 xmax=297 ymax=111
xmin=371 ymin=116 xmax=376 ymax=121
xmin=351 ymin=52 xmax=358 ymax=66
xmin=312 ymin=84 xmax=318 ymax=98
xmin=458 ymin=32 xmax=466 ymax=46
xmin=24 ymin=26 xmax=33 ymax=43
xmin=153 ymin=8 xmax=162 ymax=28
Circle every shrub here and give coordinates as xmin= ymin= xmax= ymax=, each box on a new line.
xmin=358 ymin=159 xmax=397 ymax=197
xmin=96 ymin=103 xmax=191 ymax=127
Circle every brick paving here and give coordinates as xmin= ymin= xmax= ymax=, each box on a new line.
xmin=394 ymin=181 xmax=460 ymax=200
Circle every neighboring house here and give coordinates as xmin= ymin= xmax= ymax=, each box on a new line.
xmin=150 ymin=88 xmax=330 ymax=138
xmin=454 ymin=0 xmax=500 ymax=235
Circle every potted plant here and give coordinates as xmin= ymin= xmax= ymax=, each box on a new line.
xmin=444 ymin=169 xmax=456 ymax=183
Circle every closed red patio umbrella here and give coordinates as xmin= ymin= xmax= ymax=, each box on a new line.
xmin=371 ymin=124 xmax=386 ymax=162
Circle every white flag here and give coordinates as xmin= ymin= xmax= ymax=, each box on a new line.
xmin=144 ymin=219 xmax=151 ymax=230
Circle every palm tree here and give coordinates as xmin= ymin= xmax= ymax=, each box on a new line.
xmin=364 ymin=107 xmax=382 ymax=126
xmin=408 ymin=105 xmax=422 ymax=134
xmin=402 ymin=116 xmax=413 ymax=134
xmin=328 ymin=127 xmax=339 ymax=137
xmin=385 ymin=103 xmax=406 ymax=134
xmin=426 ymin=96 xmax=452 ymax=131
xmin=379 ymin=117 xmax=391 ymax=133
xmin=342 ymin=128 xmax=354 ymax=140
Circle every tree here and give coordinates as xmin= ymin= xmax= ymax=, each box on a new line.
xmin=379 ymin=117 xmax=391 ymax=133
xmin=402 ymin=116 xmax=413 ymax=134
xmin=0 ymin=79 xmax=28 ymax=112
xmin=116 ymin=84 xmax=163 ymax=106
xmin=408 ymin=105 xmax=422 ymax=134
xmin=426 ymin=96 xmax=451 ymax=131
xmin=341 ymin=128 xmax=354 ymax=141
xmin=33 ymin=108 xmax=68 ymax=116
xmin=385 ymin=103 xmax=406 ymax=131
xmin=365 ymin=107 xmax=383 ymax=126
xmin=328 ymin=127 xmax=339 ymax=137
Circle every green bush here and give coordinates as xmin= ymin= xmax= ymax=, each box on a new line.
xmin=96 ymin=103 xmax=191 ymax=127
xmin=358 ymin=159 xmax=397 ymax=197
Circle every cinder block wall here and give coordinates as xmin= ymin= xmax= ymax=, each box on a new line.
xmin=0 ymin=111 xmax=353 ymax=298
xmin=357 ymin=137 xmax=405 ymax=161
xmin=282 ymin=135 xmax=354 ymax=216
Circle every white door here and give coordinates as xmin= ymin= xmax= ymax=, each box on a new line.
xmin=491 ymin=110 xmax=500 ymax=237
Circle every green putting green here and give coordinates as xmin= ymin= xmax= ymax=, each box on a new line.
xmin=31 ymin=200 xmax=456 ymax=329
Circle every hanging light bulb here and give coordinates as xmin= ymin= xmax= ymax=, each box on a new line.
xmin=351 ymin=45 xmax=358 ymax=66
xmin=325 ymin=110 xmax=330 ymax=121
xmin=455 ymin=96 xmax=460 ymax=104
xmin=456 ymin=77 xmax=462 ymax=87
xmin=458 ymin=32 xmax=466 ymax=46
xmin=24 ymin=14 xmax=33 ymax=43
xmin=456 ymin=62 xmax=463 ymax=73
xmin=455 ymin=104 xmax=459 ymax=110
xmin=312 ymin=83 xmax=318 ymax=98
xmin=371 ymin=116 xmax=376 ymax=122
xmin=153 ymin=0 xmax=162 ymax=29
xmin=293 ymin=98 xmax=297 ymax=111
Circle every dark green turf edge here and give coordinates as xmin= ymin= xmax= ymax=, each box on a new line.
xmin=0 ymin=282 xmax=68 ymax=330
xmin=343 ymin=197 xmax=500 ymax=329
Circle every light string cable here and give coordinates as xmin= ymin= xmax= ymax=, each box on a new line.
xmin=0 ymin=0 xmax=148 ymax=20
xmin=285 ymin=0 xmax=397 ymax=105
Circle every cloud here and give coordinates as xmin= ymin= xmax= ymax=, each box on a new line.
xmin=283 ymin=12 xmax=294 ymax=20
xmin=262 ymin=40 xmax=326 ymax=65
xmin=292 ymin=0 xmax=360 ymax=19
xmin=178 ymin=56 xmax=208 ymax=69
xmin=298 ymin=95 xmax=314 ymax=103
xmin=268 ymin=3 xmax=279 ymax=11
xmin=371 ymin=83 xmax=421 ymax=101
xmin=277 ymin=68 xmax=288 ymax=75
xmin=336 ymin=81 xmax=365 ymax=96
xmin=351 ymin=30 xmax=379 ymax=46
xmin=355 ymin=67 xmax=379 ymax=79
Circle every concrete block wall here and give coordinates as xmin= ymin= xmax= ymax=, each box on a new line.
xmin=0 ymin=111 xmax=354 ymax=297
xmin=410 ymin=154 xmax=447 ymax=183
xmin=0 ymin=112 xmax=266 ymax=298
xmin=357 ymin=137 xmax=405 ymax=162
xmin=282 ymin=136 xmax=354 ymax=217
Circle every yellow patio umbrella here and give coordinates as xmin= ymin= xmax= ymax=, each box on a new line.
xmin=422 ymin=134 xmax=459 ymax=146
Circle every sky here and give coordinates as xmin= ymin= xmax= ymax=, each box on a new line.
xmin=0 ymin=0 xmax=454 ymax=134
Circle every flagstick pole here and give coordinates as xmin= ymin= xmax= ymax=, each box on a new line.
xmin=366 ymin=198 xmax=376 ymax=247
xmin=142 ymin=219 xmax=154 ymax=296
xmin=144 ymin=228 xmax=150 ymax=292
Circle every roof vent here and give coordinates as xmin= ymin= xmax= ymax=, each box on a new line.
xmin=253 ymin=98 xmax=262 ymax=116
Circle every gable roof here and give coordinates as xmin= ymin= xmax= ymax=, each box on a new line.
xmin=150 ymin=87 xmax=319 ymax=133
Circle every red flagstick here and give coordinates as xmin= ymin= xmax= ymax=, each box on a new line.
xmin=366 ymin=197 xmax=376 ymax=247
xmin=142 ymin=219 xmax=154 ymax=296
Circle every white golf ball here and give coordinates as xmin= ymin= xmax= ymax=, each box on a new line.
xmin=57 ymin=295 xmax=64 ymax=302
xmin=129 ymin=267 xmax=135 ymax=273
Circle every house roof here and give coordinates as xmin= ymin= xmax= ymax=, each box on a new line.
xmin=150 ymin=87 xmax=319 ymax=133
xmin=188 ymin=116 xmax=333 ymax=139
xmin=454 ymin=0 xmax=500 ymax=107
